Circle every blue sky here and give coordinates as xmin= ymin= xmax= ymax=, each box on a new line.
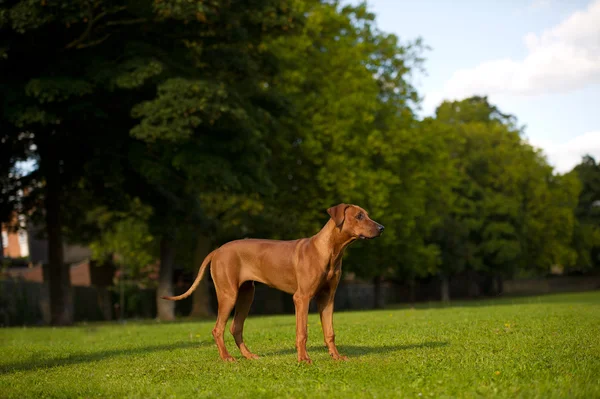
xmin=359 ymin=0 xmax=600 ymax=173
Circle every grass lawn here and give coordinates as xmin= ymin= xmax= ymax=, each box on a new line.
xmin=1 ymin=291 xmax=599 ymax=398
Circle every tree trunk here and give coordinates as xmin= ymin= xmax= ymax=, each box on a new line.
xmin=97 ymin=287 xmax=113 ymax=321
xmin=118 ymin=265 xmax=125 ymax=321
xmin=40 ymin=265 xmax=51 ymax=324
xmin=0 ymin=228 xmax=4 ymax=263
xmin=157 ymin=235 xmax=176 ymax=321
xmin=40 ymin=138 xmax=73 ymax=326
xmin=189 ymin=234 xmax=214 ymax=318
xmin=373 ymin=275 xmax=384 ymax=309
xmin=90 ymin=255 xmax=116 ymax=321
xmin=440 ymin=275 xmax=450 ymax=303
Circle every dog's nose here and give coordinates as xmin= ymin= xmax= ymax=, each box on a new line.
xmin=378 ymin=224 xmax=385 ymax=233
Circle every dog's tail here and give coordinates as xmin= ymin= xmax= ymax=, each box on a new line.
xmin=161 ymin=249 xmax=218 ymax=301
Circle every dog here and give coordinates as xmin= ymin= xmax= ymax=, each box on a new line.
xmin=162 ymin=203 xmax=384 ymax=363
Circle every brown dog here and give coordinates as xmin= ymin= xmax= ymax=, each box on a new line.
xmin=162 ymin=203 xmax=384 ymax=363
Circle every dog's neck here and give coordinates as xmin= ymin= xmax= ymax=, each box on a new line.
xmin=313 ymin=219 xmax=357 ymax=267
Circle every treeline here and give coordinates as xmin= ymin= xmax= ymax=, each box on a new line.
xmin=1 ymin=1 xmax=599 ymax=325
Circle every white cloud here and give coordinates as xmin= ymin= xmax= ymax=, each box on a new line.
xmin=438 ymin=0 xmax=600 ymax=99
xmin=528 ymin=131 xmax=600 ymax=173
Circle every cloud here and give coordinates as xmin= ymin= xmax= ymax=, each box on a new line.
xmin=527 ymin=131 xmax=600 ymax=173
xmin=439 ymin=0 xmax=600 ymax=99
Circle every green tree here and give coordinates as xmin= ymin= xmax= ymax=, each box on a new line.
xmin=125 ymin=1 xmax=303 ymax=320
xmin=431 ymin=96 xmax=580 ymax=300
xmin=262 ymin=2 xmax=443 ymax=308
xmin=86 ymin=199 xmax=156 ymax=281
xmin=1 ymin=0 xmax=303 ymax=323
xmin=1 ymin=0 xmax=147 ymax=325
xmin=571 ymin=155 xmax=600 ymax=271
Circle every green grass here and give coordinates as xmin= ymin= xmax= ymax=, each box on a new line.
xmin=1 ymin=291 xmax=599 ymax=398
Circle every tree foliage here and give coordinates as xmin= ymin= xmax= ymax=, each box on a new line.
xmin=1 ymin=0 xmax=594 ymax=322
xmin=0 ymin=0 xmax=305 ymax=322
xmin=571 ymin=156 xmax=600 ymax=271
xmin=432 ymin=97 xmax=580 ymax=282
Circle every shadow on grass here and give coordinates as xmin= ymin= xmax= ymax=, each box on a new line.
xmin=0 ymin=340 xmax=212 ymax=375
xmin=386 ymin=291 xmax=600 ymax=311
xmin=265 ymin=341 xmax=449 ymax=357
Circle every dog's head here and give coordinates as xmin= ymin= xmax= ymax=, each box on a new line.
xmin=327 ymin=203 xmax=384 ymax=239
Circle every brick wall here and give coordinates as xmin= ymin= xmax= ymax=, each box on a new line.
xmin=2 ymin=227 xmax=23 ymax=258
xmin=1 ymin=212 xmax=29 ymax=258
xmin=5 ymin=261 xmax=93 ymax=287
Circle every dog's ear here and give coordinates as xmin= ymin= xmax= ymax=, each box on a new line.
xmin=327 ymin=203 xmax=349 ymax=228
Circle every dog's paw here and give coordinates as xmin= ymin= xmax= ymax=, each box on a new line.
xmin=330 ymin=353 xmax=348 ymax=361
xmin=221 ymin=355 xmax=236 ymax=362
xmin=298 ymin=357 xmax=313 ymax=364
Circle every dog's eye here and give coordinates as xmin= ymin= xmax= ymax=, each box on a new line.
xmin=356 ymin=213 xmax=364 ymax=220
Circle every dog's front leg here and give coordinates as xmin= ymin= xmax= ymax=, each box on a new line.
xmin=293 ymin=292 xmax=312 ymax=364
xmin=316 ymin=278 xmax=347 ymax=360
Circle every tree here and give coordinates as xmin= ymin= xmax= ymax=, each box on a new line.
xmin=262 ymin=2 xmax=444 ymax=309
xmin=571 ymin=156 xmax=600 ymax=271
xmin=430 ymin=96 xmax=581 ymax=300
xmin=1 ymin=0 xmax=176 ymax=324
xmin=125 ymin=1 xmax=303 ymax=320
xmin=1 ymin=0 xmax=136 ymax=325
xmin=1 ymin=0 xmax=304 ymax=323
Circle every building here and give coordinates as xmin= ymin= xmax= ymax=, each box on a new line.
xmin=2 ymin=214 xmax=96 ymax=287
xmin=1 ymin=214 xmax=29 ymax=259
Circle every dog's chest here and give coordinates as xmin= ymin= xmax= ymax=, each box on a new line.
xmin=325 ymin=258 xmax=342 ymax=281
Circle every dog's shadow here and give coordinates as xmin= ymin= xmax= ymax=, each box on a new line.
xmin=265 ymin=341 xmax=449 ymax=357
xmin=0 ymin=340 xmax=212 ymax=375
xmin=1 ymin=341 xmax=449 ymax=374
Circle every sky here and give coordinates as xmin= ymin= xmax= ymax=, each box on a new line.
xmin=359 ymin=0 xmax=600 ymax=173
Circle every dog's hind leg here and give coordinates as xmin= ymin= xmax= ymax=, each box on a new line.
xmin=211 ymin=264 xmax=238 ymax=362
xmin=212 ymin=295 xmax=236 ymax=361
xmin=230 ymin=281 xmax=259 ymax=359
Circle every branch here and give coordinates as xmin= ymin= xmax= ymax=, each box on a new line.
xmin=64 ymin=5 xmax=127 ymax=50
xmin=75 ymin=34 xmax=111 ymax=50
xmin=105 ymin=18 xmax=147 ymax=26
